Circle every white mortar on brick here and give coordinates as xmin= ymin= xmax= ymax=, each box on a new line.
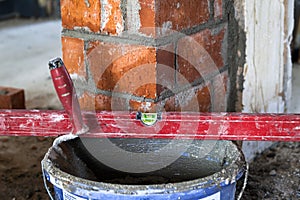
xmin=100 ymin=0 xmax=113 ymax=33
xmin=161 ymin=21 xmax=173 ymax=35
xmin=126 ymin=0 xmax=141 ymax=34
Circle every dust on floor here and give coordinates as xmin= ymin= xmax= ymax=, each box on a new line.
xmin=0 ymin=136 xmax=53 ymax=200
xmin=241 ymin=142 xmax=300 ymax=200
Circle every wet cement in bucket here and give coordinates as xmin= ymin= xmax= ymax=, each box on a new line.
xmin=46 ymin=137 xmax=244 ymax=185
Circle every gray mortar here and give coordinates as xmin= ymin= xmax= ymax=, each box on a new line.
xmin=208 ymin=0 xmax=215 ymax=20
xmin=62 ymin=20 xmax=228 ymax=48
xmin=225 ymin=0 xmax=246 ymax=112
xmin=120 ymin=0 xmax=127 ymax=31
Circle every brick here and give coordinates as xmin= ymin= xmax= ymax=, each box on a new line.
xmin=87 ymin=41 xmax=157 ymax=99
xmin=172 ymin=86 xmax=211 ymax=112
xmin=155 ymin=0 xmax=210 ymax=33
xmin=139 ymin=0 xmax=155 ymax=36
xmin=79 ymin=92 xmax=129 ymax=111
xmin=62 ymin=37 xmax=85 ymax=76
xmin=129 ymin=100 xmax=156 ymax=112
xmin=0 ymin=87 xmax=25 ymax=109
xmin=156 ymin=43 xmax=176 ymax=97
xmin=211 ymin=71 xmax=228 ymax=112
xmin=61 ymin=0 xmax=101 ymax=32
xmin=195 ymin=86 xmax=212 ymax=112
xmin=95 ymin=93 xmax=113 ymax=111
xmin=101 ymin=0 xmax=124 ymax=34
xmin=194 ymin=28 xmax=226 ymax=68
xmin=177 ymin=27 xmax=226 ymax=86
xmin=163 ymin=96 xmax=176 ymax=111
xmin=133 ymin=83 xmax=157 ymax=100
xmin=78 ymin=92 xmax=97 ymax=111
xmin=162 ymin=84 xmax=214 ymax=112
xmin=214 ymin=0 xmax=223 ymax=19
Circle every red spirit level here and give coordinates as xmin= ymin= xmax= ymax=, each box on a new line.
xmin=0 ymin=58 xmax=299 ymax=142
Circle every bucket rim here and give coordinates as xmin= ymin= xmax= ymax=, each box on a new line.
xmin=41 ymin=140 xmax=246 ymax=195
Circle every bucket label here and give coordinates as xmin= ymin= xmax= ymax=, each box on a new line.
xmin=63 ymin=190 xmax=87 ymax=200
xmin=199 ymin=192 xmax=220 ymax=200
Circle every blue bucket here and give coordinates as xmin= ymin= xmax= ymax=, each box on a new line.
xmin=42 ymin=137 xmax=246 ymax=200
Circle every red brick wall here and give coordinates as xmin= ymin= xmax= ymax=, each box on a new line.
xmin=60 ymin=0 xmax=228 ymax=113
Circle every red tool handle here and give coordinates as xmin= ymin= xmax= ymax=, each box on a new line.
xmin=48 ymin=57 xmax=84 ymax=133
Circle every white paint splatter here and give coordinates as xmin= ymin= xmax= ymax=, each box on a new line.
xmin=293 ymin=126 xmax=300 ymax=130
xmin=161 ymin=21 xmax=173 ymax=35
xmin=33 ymin=114 xmax=42 ymax=120
xmin=0 ymin=117 xmax=5 ymax=129
xmin=140 ymin=102 xmax=152 ymax=112
xmin=50 ymin=113 xmax=65 ymax=123
xmin=101 ymin=0 xmax=113 ymax=32
xmin=116 ymin=22 xmax=123 ymax=35
xmin=218 ymin=123 xmax=229 ymax=135
xmin=19 ymin=124 xmax=26 ymax=129
xmin=255 ymin=122 xmax=261 ymax=129
xmin=126 ymin=0 xmax=141 ymax=34
xmin=84 ymin=0 xmax=90 ymax=7
xmin=73 ymin=26 xmax=92 ymax=32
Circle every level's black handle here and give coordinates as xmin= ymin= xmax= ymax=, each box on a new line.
xmin=49 ymin=57 xmax=84 ymax=134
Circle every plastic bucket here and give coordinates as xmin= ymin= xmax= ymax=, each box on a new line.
xmin=42 ymin=136 xmax=246 ymax=200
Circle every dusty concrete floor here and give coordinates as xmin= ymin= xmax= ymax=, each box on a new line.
xmin=0 ymin=18 xmax=61 ymax=109
xmin=0 ymin=18 xmax=299 ymax=199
